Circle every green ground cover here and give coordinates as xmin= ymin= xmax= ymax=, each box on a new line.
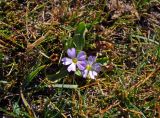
xmin=0 ymin=0 xmax=160 ymax=117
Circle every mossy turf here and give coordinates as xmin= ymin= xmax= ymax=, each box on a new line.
xmin=0 ymin=0 xmax=160 ymax=117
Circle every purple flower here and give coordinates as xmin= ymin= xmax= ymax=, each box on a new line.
xmin=62 ymin=48 xmax=87 ymax=72
xmin=82 ymin=56 xmax=101 ymax=79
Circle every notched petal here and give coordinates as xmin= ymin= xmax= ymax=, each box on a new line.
xmin=92 ymin=63 xmax=101 ymax=72
xmin=77 ymin=51 xmax=86 ymax=60
xmin=67 ymin=63 xmax=76 ymax=72
xmin=67 ymin=48 xmax=76 ymax=58
xmin=92 ymin=71 xmax=98 ymax=76
xmin=89 ymin=71 xmax=94 ymax=79
xmin=82 ymin=69 xmax=88 ymax=78
xmin=61 ymin=57 xmax=72 ymax=65
xmin=88 ymin=56 xmax=96 ymax=64
xmin=89 ymin=71 xmax=97 ymax=79
xmin=77 ymin=61 xmax=87 ymax=70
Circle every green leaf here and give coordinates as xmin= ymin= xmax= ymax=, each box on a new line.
xmin=0 ymin=107 xmax=18 ymax=118
xmin=0 ymin=29 xmax=12 ymax=39
xmin=156 ymin=46 xmax=160 ymax=61
xmin=13 ymin=102 xmax=20 ymax=116
xmin=97 ymin=57 xmax=109 ymax=65
xmin=73 ymin=22 xmax=87 ymax=50
xmin=27 ymin=65 xmax=46 ymax=83
xmin=47 ymin=67 xmax=68 ymax=81
xmin=65 ymin=37 xmax=73 ymax=50
xmin=75 ymin=70 xmax=81 ymax=76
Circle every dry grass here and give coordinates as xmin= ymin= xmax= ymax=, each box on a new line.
xmin=0 ymin=0 xmax=160 ymax=117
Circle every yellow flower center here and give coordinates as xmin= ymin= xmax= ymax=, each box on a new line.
xmin=72 ymin=58 xmax=77 ymax=63
xmin=86 ymin=64 xmax=92 ymax=70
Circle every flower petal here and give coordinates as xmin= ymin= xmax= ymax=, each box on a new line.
xmin=77 ymin=51 xmax=86 ymax=61
xmin=67 ymin=63 xmax=76 ymax=72
xmin=89 ymin=71 xmax=97 ymax=79
xmin=61 ymin=57 xmax=72 ymax=65
xmin=92 ymin=63 xmax=101 ymax=72
xmin=67 ymin=48 xmax=76 ymax=58
xmin=92 ymin=71 xmax=98 ymax=76
xmin=88 ymin=56 xmax=96 ymax=65
xmin=82 ymin=69 xmax=88 ymax=78
xmin=77 ymin=60 xmax=87 ymax=70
